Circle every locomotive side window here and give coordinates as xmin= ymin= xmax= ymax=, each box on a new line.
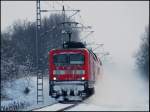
xmin=70 ymin=54 xmax=84 ymax=64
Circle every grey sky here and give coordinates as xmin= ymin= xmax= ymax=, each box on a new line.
xmin=1 ymin=1 xmax=149 ymax=66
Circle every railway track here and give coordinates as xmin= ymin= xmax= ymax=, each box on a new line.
xmin=32 ymin=102 xmax=80 ymax=111
xmin=32 ymin=97 xmax=90 ymax=111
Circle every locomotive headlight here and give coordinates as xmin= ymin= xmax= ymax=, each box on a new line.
xmin=53 ymin=77 xmax=56 ymax=80
xmin=81 ymin=77 xmax=85 ymax=80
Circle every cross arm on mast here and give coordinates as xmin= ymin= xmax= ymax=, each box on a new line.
xmin=40 ymin=9 xmax=80 ymax=12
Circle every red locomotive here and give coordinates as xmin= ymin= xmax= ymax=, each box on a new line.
xmin=49 ymin=41 xmax=102 ymax=101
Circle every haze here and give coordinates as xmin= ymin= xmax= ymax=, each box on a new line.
xmin=1 ymin=1 xmax=149 ymax=66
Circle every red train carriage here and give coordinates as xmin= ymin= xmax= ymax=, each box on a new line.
xmin=49 ymin=42 xmax=102 ymax=100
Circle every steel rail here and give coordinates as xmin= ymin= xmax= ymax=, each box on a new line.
xmin=31 ymin=95 xmax=91 ymax=111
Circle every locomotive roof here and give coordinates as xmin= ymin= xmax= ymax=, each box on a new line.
xmin=51 ymin=48 xmax=98 ymax=60
xmin=50 ymin=41 xmax=101 ymax=64
xmin=63 ymin=41 xmax=86 ymax=48
xmin=51 ymin=48 xmax=87 ymax=51
xmin=50 ymin=48 xmax=102 ymax=65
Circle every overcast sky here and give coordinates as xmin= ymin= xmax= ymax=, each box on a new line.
xmin=1 ymin=1 xmax=149 ymax=67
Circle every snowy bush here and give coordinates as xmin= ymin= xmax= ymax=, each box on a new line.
xmin=1 ymin=101 xmax=30 ymax=111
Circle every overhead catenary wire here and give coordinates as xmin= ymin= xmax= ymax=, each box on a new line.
xmin=56 ymin=1 xmax=110 ymax=61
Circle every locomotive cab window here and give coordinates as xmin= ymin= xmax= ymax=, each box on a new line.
xmin=70 ymin=54 xmax=84 ymax=64
xmin=53 ymin=53 xmax=84 ymax=65
xmin=54 ymin=54 xmax=68 ymax=65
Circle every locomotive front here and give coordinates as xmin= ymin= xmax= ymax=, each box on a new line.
xmin=49 ymin=48 xmax=90 ymax=100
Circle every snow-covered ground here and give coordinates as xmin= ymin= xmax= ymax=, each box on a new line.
xmin=1 ymin=75 xmax=57 ymax=110
xmin=69 ymin=63 xmax=149 ymax=111
xmin=68 ymin=103 xmax=148 ymax=111
xmin=1 ymin=63 xmax=149 ymax=111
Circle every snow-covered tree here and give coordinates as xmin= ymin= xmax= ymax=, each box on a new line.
xmin=135 ymin=26 xmax=149 ymax=77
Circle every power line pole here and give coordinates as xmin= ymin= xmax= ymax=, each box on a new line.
xmin=40 ymin=3 xmax=80 ymax=45
xmin=36 ymin=0 xmax=44 ymax=104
